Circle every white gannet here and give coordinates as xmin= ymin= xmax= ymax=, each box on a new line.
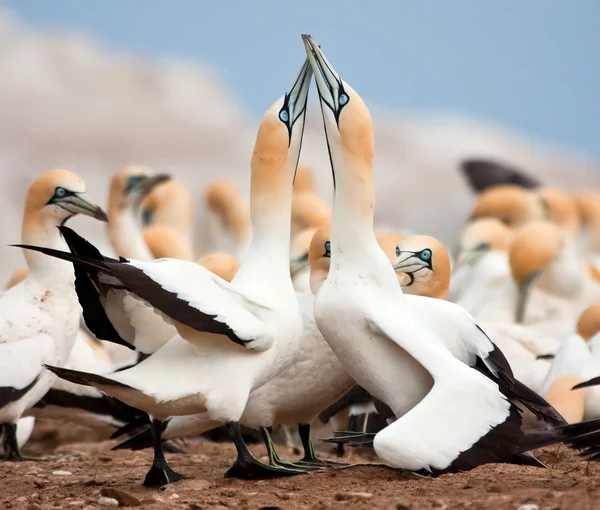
xmin=510 ymin=220 xmax=600 ymax=335
xmin=302 ymin=34 xmax=595 ymax=474
xmin=203 ymin=180 xmax=252 ymax=260
xmin=1 ymin=266 xmax=142 ymax=435
xmin=540 ymin=304 xmax=600 ymax=422
xmin=141 ymin=178 xmax=195 ymax=246
xmin=449 ymin=217 xmax=513 ymax=307
xmin=22 ymin=57 xmax=313 ymax=485
xmin=114 ymin=224 xmax=355 ymax=471
xmin=0 ymin=169 xmax=107 ymax=460
xmin=107 ymin=165 xmax=171 ymax=261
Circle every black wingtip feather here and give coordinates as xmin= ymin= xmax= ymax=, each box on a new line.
xmin=43 ymin=365 xmax=131 ymax=390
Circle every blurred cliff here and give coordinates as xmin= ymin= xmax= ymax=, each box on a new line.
xmin=0 ymin=13 xmax=598 ymax=282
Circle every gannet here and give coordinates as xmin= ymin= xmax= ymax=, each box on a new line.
xmin=107 ymin=165 xmax=171 ymax=261
xmin=1 ymin=266 xmax=141 ymax=434
xmin=115 ymin=224 xmax=354 ymax=470
xmin=460 ymin=159 xmax=541 ymax=193
xmin=303 ymin=34 xmax=589 ymax=474
xmin=22 ymin=57 xmax=313 ymax=485
xmin=141 ymin=178 xmax=195 ymax=245
xmin=510 ymin=220 xmax=600 ymax=335
xmin=204 ymin=180 xmax=252 ymax=260
xmin=540 ymin=304 xmax=600 ymax=422
xmin=0 ymin=169 xmax=107 ymax=460
xmin=449 ymin=217 xmax=513 ymax=316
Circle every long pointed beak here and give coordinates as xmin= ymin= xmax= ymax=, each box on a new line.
xmin=515 ymin=272 xmax=539 ymax=323
xmin=393 ymin=252 xmax=427 ymax=274
xmin=284 ymin=57 xmax=313 ymax=128
xmin=57 ymin=193 xmax=108 ymax=222
xmin=139 ymin=174 xmax=170 ymax=197
xmin=302 ymin=34 xmax=344 ymax=117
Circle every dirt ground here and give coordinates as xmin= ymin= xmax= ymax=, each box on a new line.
xmin=2 ymin=420 xmax=600 ymax=510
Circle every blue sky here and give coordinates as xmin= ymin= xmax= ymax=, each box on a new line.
xmin=3 ymin=0 xmax=599 ymax=157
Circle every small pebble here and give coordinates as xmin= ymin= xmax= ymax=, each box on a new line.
xmin=52 ymin=470 xmax=72 ymax=476
xmin=100 ymin=488 xmax=142 ymax=507
xmin=518 ymin=505 xmax=539 ymax=510
xmin=169 ymin=494 xmax=180 ymax=500
xmin=396 ymin=503 xmax=412 ymax=510
xmin=98 ymin=497 xmax=119 ymax=507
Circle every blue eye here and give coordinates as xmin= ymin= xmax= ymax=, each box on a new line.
xmin=420 ymin=249 xmax=432 ymax=261
xmin=324 ymin=241 xmax=331 ymax=255
xmin=55 ymin=187 xmax=66 ymax=198
xmin=279 ymin=109 xmax=289 ymax=122
xmin=339 ymin=93 xmax=349 ymax=106
xmin=395 ymin=246 xmax=400 ymax=257
xmin=142 ymin=208 xmax=154 ymax=226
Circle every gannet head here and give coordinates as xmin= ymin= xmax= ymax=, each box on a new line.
xmin=471 ymin=185 xmax=546 ymax=227
xmin=302 ymin=35 xmax=374 ymax=196
xmin=290 ymin=227 xmax=318 ymax=277
xmin=455 ymin=217 xmax=513 ymax=267
xmin=141 ymin=179 xmax=194 ymax=234
xmin=250 ymin=57 xmax=313 ymax=205
xmin=204 ymin=180 xmax=251 ymax=240
xmin=537 ymin=187 xmax=580 ymax=235
xmin=25 ymin=169 xmax=107 ymax=225
xmin=393 ymin=235 xmax=451 ymax=300
xmin=198 ymin=252 xmax=241 ymax=283
xmin=509 ymin=220 xmax=563 ymax=323
xmin=308 ymin=223 xmax=332 ymax=294
xmin=293 ymin=164 xmax=316 ymax=194
xmin=576 ymin=304 xmax=600 ymax=342
xmin=109 ymin=165 xmax=171 ymax=213
xmin=143 ymin=225 xmax=194 ymax=261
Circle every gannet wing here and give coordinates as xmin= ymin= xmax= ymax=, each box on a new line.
xmin=405 ymin=295 xmax=565 ymax=426
xmin=0 ymin=333 xmax=54 ymax=408
xmin=18 ymin=227 xmax=267 ymax=351
xmin=367 ymin=310 xmax=513 ymax=473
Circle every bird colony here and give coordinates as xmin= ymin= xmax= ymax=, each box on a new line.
xmin=3 ymin=34 xmax=600 ymax=495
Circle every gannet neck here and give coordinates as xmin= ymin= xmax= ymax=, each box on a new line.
xmin=537 ymin=236 xmax=583 ymax=298
xmin=21 ymin=209 xmax=75 ymax=287
xmin=233 ymin=57 xmax=312 ymax=290
xmin=243 ymin=144 xmax=296 ymax=278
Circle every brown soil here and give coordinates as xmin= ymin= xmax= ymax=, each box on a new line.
xmin=2 ymin=420 xmax=600 ymax=510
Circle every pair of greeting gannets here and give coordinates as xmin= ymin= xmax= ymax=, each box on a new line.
xmin=19 ymin=34 xmax=600 ymax=480
xmin=0 ymin=169 xmax=107 ymax=460
xmin=20 ymin=56 xmax=314 ymax=485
